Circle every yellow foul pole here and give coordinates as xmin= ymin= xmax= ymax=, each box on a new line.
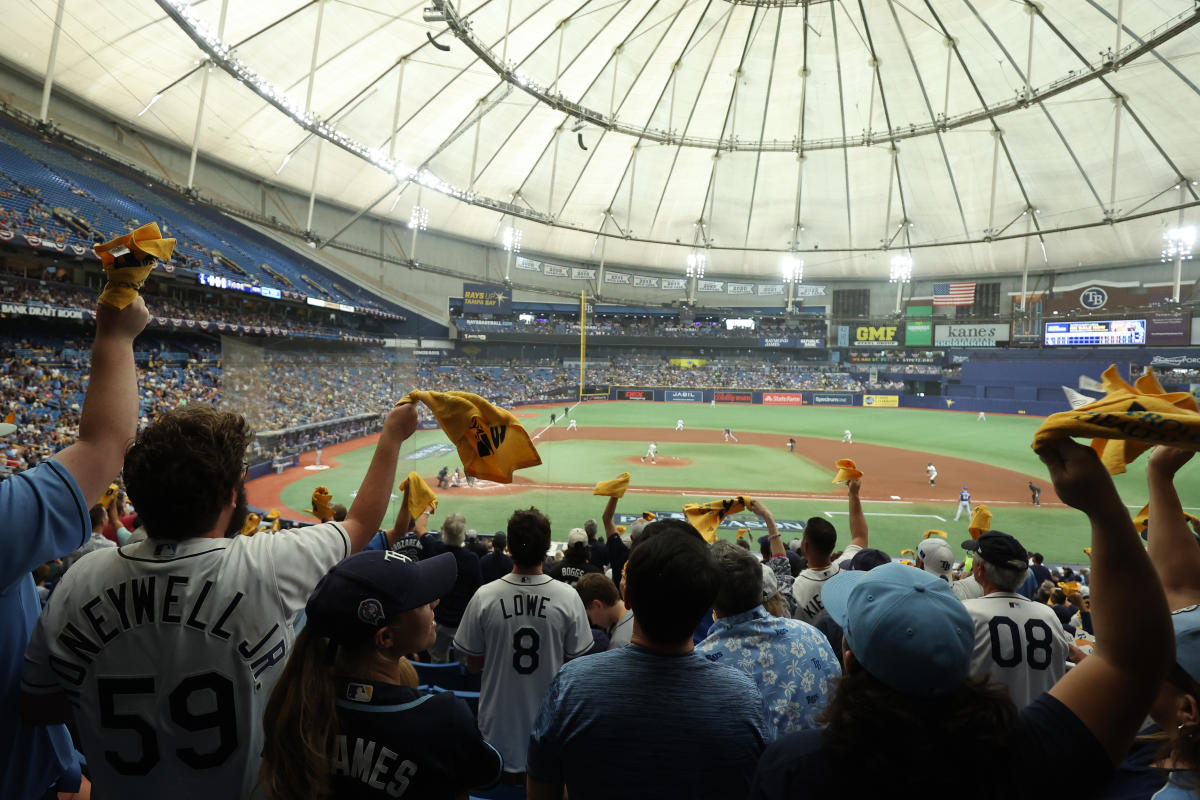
xmin=579 ymin=291 xmax=587 ymax=401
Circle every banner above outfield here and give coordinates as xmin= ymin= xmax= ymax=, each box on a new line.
xmin=935 ymin=323 xmax=1010 ymax=347
xmin=462 ymin=283 xmax=512 ymax=314
xmin=615 ymin=512 xmax=807 ymax=532
xmin=862 ymin=394 xmax=900 ymax=407
xmin=843 ymin=324 xmax=903 ymax=347
xmin=758 ymin=337 xmax=826 ymax=348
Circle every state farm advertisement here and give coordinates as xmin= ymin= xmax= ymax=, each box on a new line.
xmin=762 ymin=393 xmax=805 ymax=406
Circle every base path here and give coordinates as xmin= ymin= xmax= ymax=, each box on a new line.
xmin=248 ymin=426 xmax=1058 ymax=517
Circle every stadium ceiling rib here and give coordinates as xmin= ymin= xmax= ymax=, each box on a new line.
xmin=10 ymin=0 xmax=1200 ymax=279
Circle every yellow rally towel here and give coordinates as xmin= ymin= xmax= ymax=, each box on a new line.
xmin=901 ymin=548 xmax=916 ymax=557
xmin=616 ymin=525 xmax=627 ymax=535
xmin=1058 ymin=581 xmax=1082 ymax=596
xmin=311 ymin=486 xmax=334 ymax=522
xmin=241 ymin=512 xmax=261 ymax=537
xmin=399 ymin=472 xmax=438 ymax=517
xmin=923 ymin=529 xmax=947 ymax=539
xmin=397 ymin=391 xmax=541 ymax=483
xmin=3 ymin=411 xmax=14 ymax=424
xmin=831 ymin=458 xmax=862 ymax=485
xmin=266 ymin=508 xmax=281 ymax=531
xmin=1032 ymin=365 xmax=1200 ymax=475
xmin=737 ymin=528 xmax=749 ymax=540
xmin=99 ymin=483 xmax=119 ymax=510
xmin=683 ymin=496 xmax=751 ymax=544
xmin=968 ymin=505 xmax=992 ymax=540
xmin=1130 ymin=502 xmax=1200 ymax=533
xmin=94 ymin=222 xmax=176 ymax=309
xmin=594 ymin=473 xmax=631 ymax=498
xmin=1083 ymin=547 xmax=1092 ymax=558
xmin=642 ymin=512 xmax=656 ymax=521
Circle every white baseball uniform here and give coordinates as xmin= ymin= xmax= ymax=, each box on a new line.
xmin=842 ymin=430 xmax=852 ymax=444
xmin=642 ymin=443 xmax=657 ymax=461
xmin=675 ymin=419 xmax=684 ymax=431
xmin=926 ymin=464 xmax=937 ymax=485
xmin=566 ymin=418 xmax=577 ymax=431
xmin=954 ymin=489 xmax=972 ymax=520
xmin=963 ymin=592 xmax=1071 ymax=708
xmin=22 ymin=523 xmax=351 ymax=799
xmin=453 ymin=574 xmax=592 ymax=774
xmin=978 ymin=411 xmax=987 ymax=421
xmin=790 ymin=544 xmax=863 ymax=626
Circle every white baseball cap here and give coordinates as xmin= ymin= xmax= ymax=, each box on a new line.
xmin=567 ymin=528 xmax=588 ymax=547
xmin=916 ymin=537 xmax=955 ymax=583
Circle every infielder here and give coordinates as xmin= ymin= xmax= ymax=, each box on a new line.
xmin=787 ymin=438 xmax=796 ymax=453
xmin=566 ymin=418 xmax=578 ymax=431
xmin=842 ymin=429 xmax=853 ymax=444
xmin=454 ymin=507 xmax=592 ymax=779
xmin=675 ymin=418 xmax=685 ymax=431
xmin=1028 ymin=481 xmax=1041 ymax=507
xmin=21 ymin=403 xmax=420 ymax=798
xmin=724 ymin=427 xmax=739 ymax=443
xmin=954 ymin=486 xmax=972 ymax=520
xmin=641 ymin=442 xmax=658 ymax=464
xmin=926 ymin=462 xmax=937 ymax=486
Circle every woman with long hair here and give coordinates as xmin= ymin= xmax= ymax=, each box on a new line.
xmin=750 ymin=440 xmax=1173 ymax=798
xmin=258 ymin=550 xmax=502 ymax=800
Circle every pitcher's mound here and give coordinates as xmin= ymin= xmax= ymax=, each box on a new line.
xmin=624 ymin=456 xmax=691 ymax=467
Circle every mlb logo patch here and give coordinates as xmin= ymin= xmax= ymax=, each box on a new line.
xmin=153 ymin=542 xmax=178 ymax=557
xmin=358 ymin=598 xmax=385 ymax=625
xmin=346 ymin=682 xmax=373 ymax=703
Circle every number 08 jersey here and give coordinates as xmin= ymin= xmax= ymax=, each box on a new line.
xmin=22 ymin=524 xmax=352 ymax=800
xmin=453 ymin=574 xmax=593 ymax=774
xmin=962 ymin=591 xmax=1072 ymax=709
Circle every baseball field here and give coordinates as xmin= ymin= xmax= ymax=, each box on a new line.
xmin=246 ymin=401 xmax=1200 ymax=565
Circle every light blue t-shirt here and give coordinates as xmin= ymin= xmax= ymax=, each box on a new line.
xmin=1 ymin=460 xmax=89 ymax=798
xmin=1153 ymin=771 xmax=1197 ymax=799
xmin=528 ymin=644 xmax=767 ymax=799
xmin=696 ymin=605 xmax=841 ymax=740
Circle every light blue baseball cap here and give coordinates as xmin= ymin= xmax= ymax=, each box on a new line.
xmin=1172 ymin=606 xmax=1200 ymax=685
xmin=823 ymin=562 xmax=975 ymax=697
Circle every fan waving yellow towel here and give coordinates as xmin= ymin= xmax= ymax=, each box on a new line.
xmin=397 ymin=391 xmax=541 ymax=483
xmin=99 ymin=483 xmax=119 ymax=510
xmin=1131 ymin=502 xmax=1200 ymax=534
xmin=594 ymin=473 xmax=630 ymax=498
xmin=968 ymin=504 xmax=991 ymax=540
xmin=1032 ymin=365 xmax=1200 ymax=475
xmin=683 ymin=496 xmax=751 ymax=544
xmin=831 ymin=458 xmax=862 ymax=485
xmin=399 ymin=472 xmax=438 ymax=517
xmin=94 ymin=222 xmax=176 ymax=309
xmin=241 ymin=512 xmax=261 ymax=537
xmin=311 ymin=486 xmax=335 ymax=522
xmin=923 ymin=529 xmax=947 ymax=539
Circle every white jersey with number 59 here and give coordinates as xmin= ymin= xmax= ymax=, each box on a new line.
xmin=22 ymin=524 xmax=351 ymax=800
xmin=454 ymin=574 xmax=592 ymax=773
xmin=962 ymin=591 xmax=1071 ymax=708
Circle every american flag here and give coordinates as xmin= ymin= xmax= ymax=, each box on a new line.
xmin=932 ymin=281 xmax=976 ymax=306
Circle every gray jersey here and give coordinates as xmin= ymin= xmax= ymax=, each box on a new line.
xmin=608 ymin=608 xmax=635 ymax=649
xmin=790 ymin=545 xmax=862 ymax=625
xmin=23 ymin=524 xmax=350 ymax=800
xmin=963 ymin=591 xmax=1072 ymax=708
xmin=454 ymin=574 xmax=593 ymax=773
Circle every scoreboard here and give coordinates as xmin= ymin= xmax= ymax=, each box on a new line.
xmin=1044 ymin=319 xmax=1146 ymax=346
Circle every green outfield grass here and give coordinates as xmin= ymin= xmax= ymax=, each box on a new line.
xmin=272 ymin=401 xmax=1200 ymax=566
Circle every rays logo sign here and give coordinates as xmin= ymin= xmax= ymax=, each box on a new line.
xmin=1080 ymin=287 xmax=1108 ymax=310
xmin=469 ymin=418 xmax=507 ymax=458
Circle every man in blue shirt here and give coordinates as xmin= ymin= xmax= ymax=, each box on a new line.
xmin=698 ymin=541 xmax=841 ymax=740
xmin=527 ymin=519 xmax=767 ymax=799
xmin=5 ymin=296 xmax=150 ymax=799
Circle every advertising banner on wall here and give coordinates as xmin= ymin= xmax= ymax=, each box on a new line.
xmin=934 ymin=323 xmax=1011 ymax=347
xmin=698 ymin=280 xmax=724 ymax=293
xmin=758 ymin=284 xmax=785 ymax=296
xmin=572 ymin=268 xmax=596 ymax=280
xmin=543 ymin=264 xmax=570 ymax=277
xmin=616 ymin=389 xmax=653 ymax=400
xmin=850 ymin=323 xmax=903 ymax=347
xmin=762 ymin=392 xmax=805 ymax=406
xmin=796 ymin=285 xmax=828 ymax=297
xmin=604 ymin=271 xmax=632 ymax=284
xmin=664 ymin=390 xmax=704 ymax=402
xmin=811 ymin=392 xmax=854 ymax=406
xmin=862 ymin=394 xmax=900 ymax=407
xmin=904 ymin=320 xmax=932 ymax=346
xmin=515 ymin=257 xmax=541 ymax=272
xmin=633 ymin=275 xmax=660 ymax=288
xmin=461 ymin=284 xmax=512 ymax=314
xmin=837 ymin=326 xmax=850 ymax=347
xmin=759 ymin=337 xmax=827 ymax=348
xmin=714 ymin=390 xmax=753 ymax=404
xmin=661 ymin=278 xmax=688 ymax=290
xmin=727 ymin=283 xmax=754 ymax=295
xmin=1147 ymin=312 xmax=1191 ymax=345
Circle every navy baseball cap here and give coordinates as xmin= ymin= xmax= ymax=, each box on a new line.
xmin=305 ymin=550 xmax=456 ymax=646
xmin=961 ymin=530 xmax=1027 ymax=571
xmin=838 ymin=548 xmax=891 ymax=572
xmin=823 ymin=562 xmax=974 ymax=697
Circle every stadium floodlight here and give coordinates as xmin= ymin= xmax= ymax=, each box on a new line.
xmin=686 ymin=252 xmax=706 ymax=279
xmin=889 ymin=254 xmax=913 ymax=284
xmin=503 ymin=226 xmax=522 ymax=253
xmin=408 ymin=205 xmax=429 ymax=231
xmin=1162 ymin=225 xmax=1195 ymax=262
xmin=781 ymin=254 xmax=803 ymax=284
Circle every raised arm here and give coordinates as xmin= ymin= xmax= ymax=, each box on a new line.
xmin=748 ymin=498 xmax=783 ymax=557
xmin=383 ymin=484 xmax=413 ymax=548
xmin=846 ymin=477 xmax=868 ymax=550
xmin=1145 ymin=446 xmax=1200 ymax=610
xmin=343 ymin=405 xmax=418 ymax=552
xmin=53 ymin=299 xmax=149 ymax=504
xmin=1038 ymin=438 xmax=1173 ymax=762
xmin=601 ymin=495 xmax=619 ymax=537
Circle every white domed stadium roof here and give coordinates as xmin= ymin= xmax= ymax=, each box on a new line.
xmin=7 ymin=0 xmax=1200 ymax=279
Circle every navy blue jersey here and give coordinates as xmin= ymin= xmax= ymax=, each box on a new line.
xmin=331 ymin=679 xmax=502 ymax=799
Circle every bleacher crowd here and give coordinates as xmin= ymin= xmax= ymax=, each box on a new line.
xmin=4 ymin=295 xmax=1197 ymax=800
